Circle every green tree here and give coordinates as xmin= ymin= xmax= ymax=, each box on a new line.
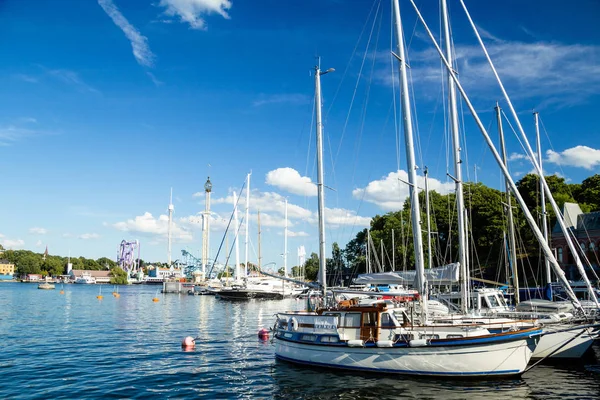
xmin=110 ymin=267 xmax=129 ymax=285
xmin=97 ymin=257 xmax=117 ymax=269
xmin=304 ymin=252 xmax=320 ymax=281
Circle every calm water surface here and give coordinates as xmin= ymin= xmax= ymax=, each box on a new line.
xmin=1 ymin=283 xmax=600 ymax=399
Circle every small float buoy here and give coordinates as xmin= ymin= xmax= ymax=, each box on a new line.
xmin=258 ymin=328 xmax=270 ymax=340
xmin=60 ymin=290 xmax=65 ymax=295
xmin=182 ymin=336 xmax=195 ymax=350
xmin=152 ymin=297 xmax=160 ymax=302
xmin=97 ymin=295 xmax=103 ymax=300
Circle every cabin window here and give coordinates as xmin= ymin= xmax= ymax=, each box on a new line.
xmin=300 ymin=334 xmax=317 ymax=342
xmin=320 ymin=336 xmax=339 ymax=343
xmin=344 ymin=313 xmax=361 ymax=328
xmin=580 ymin=242 xmax=586 ymax=254
xmin=421 ymin=334 xmax=440 ymax=340
xmin=381 ymin=313 xmax=395 ymax=327
xmin=486 ymin=295 xmax=500 ymax=308
xmin=589 ymin=242 xmax=596 ymax=255
xmin=447 ymin=334 xmax=463 ymax=339
xmin=363 ymin=312 xmax=377 ymax=327
xmin=557 ymin=247 xmax=563 ymax=263
xmin=283 ymin=333 xmax=293 ymax=339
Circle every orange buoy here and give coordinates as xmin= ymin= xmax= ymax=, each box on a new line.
xmin=113 ymin=292 xmax=120 ymax=298
xmin=182 ymin=336 xmax=195 ymax=351
xmin=258 ymin=328 xmax=270 ymax=340
xmin=60 ymin=290 xmax=65 ymax=295
xmin=97 ymin=295 xmax=103 ymax=300
xmin=152 ymin=297 xmax=160 ymax=302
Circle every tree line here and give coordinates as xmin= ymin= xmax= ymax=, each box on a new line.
xmin=301 ymin=173 xmax=600 ymax=286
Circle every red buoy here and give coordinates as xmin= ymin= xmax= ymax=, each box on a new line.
xmin=181 ymin=336 xmax=195 ymax=350
xmin=258 ymin=328 xmax=270 ymax=340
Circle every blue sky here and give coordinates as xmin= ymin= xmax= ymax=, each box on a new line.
xmin=1 ymin=0 xmax=599 ymax=272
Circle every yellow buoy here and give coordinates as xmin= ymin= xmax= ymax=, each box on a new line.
xmin=113 ymin=292 xmax=120 ymax=298
xmin=152 ymin=297 xmax=160 ymax=302
xmin=60 ymin=290 xmax=65 ymax=295
xmin=97 ymin=295 xmax=104 ymax=300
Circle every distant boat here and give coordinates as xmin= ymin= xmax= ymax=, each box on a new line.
xmin=74 ymin=273 xmax=96 ymax=284
xmin=38 ymin=282 xmax=55 ymax=290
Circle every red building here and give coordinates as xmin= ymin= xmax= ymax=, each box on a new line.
xmin=551 ymin=202 xmax=600 ymax=281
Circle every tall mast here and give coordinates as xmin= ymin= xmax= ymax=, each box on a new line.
xmin=455 ymin=0 xmax=597 ymax=306
xmin=406 ymin=0 xmax=582 ymax=308
xmin=424 ymin=167 xmax=433 ymax=269
xmin=314 ymin=64 xmax=334 ymax=299
xmin=233 ymin=191 xmax=241 ymax=279
xmin=535 ymin=112 xmax=551 ymax=285
xmin=392 ymin=0 xmax=427 ymax=315
xmin=202 ymin=177 xmax=212 ymax=280
xmin=258 ymin=210 xmax=262 ymax=271
xmin=392 ymin=229 xmax=395 ymax=271
xmin=284 ymin=198 xmax=288 ymax=277
xmin=168 ymin=188 xmax=173 ymax=266
xmin=496 ymin=103 xmax=519 ymax=304
xmin=244 ymin=172 xmax=251 ymax=277
xmin=441 ymin=0 xmax=468 ymax=313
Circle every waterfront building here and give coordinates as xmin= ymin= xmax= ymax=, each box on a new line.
xmin=69 ymin=269 xmax=112 ymax=284
xmin=551 ymin=202 xmax=600 ymax=281
xmin=0 ymin=259 xmax=15 ymax=280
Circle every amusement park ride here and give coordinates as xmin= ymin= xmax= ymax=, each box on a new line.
xmin=117 ymin=239 xmax=142 ymax=281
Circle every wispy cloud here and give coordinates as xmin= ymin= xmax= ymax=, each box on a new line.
xmin=253 ymin=93 xmax=311 ymax=107
xmin=379 ymin=33 xmax=600 ymax=109
xmin=47 ymin=69 xmax=100 ymax=93
xmin=157 ymin=0 xmax=232 ymax=30
xmin=14 ymin=73 xmax=38 ymax=83
xmin=78 ymin=233 xmax=101 ymax=240
xmin=113 ymin=212 xmax=194 ymax=242
xmin=98 ymin=0 xmax=156 ymax=68
xmin=146 ymin=72 xmax=164 ymax=86
xmin=546 ymin=146 xmax=600 ymax=170
xmin=29 ymin=227 xmax=48 ymax=235
xmin=0 ymin=125 xmax=50 ymax=146
xmin=0 ymin=234 xmax=25 ymax=249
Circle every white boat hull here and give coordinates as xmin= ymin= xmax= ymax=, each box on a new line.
xmin=533 ymin=324 xmax=599 ymax=359
xmin=275 ymin=334 xmax=537 ymax=377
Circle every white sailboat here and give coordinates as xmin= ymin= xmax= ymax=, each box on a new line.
xmin=273 ymin=0 xmax=543 ymax=377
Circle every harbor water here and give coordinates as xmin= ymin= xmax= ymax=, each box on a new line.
xmin=1 ymin=283 xmax=600 ymax=399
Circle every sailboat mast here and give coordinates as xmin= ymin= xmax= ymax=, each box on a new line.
xmin=392 ymin=0 xmax=427 ymax=314
xmin=535 ymin=112 xmax=551 ymax=285
xmin=284 ymin=198 xmax=288 ymax=277
xmin=245 ymin=173 xmax=251 ymax=277
xmin=424 ymin=167 xmax=433 ymax=269
xmin=406 ymin=0 xmax=582 ymax=308
xmin=168 ymin=188 xmax=173 ymax=266
xmin=258 ymin=210 xmax=262 ymax=271
xmin=392 ymin=229 xmax=395 ymax=271
xmin=314 ymin=64 xmax=333 ymax=299
xmin=233 ymin=191 xmax=241 ymax=279
xmin=441 ymin=0 xmax=468 ymax=313
xmin=496 ymin=103 xmax=520 ymax=304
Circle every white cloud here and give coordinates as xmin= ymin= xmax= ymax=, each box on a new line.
xmin=546 ymin=146 xmax=600 ymax=170
xmin=114 ymin=212 xmax=193 ymax=242
xmin=29 ymin=227 xmax=47 ymax=235
xmin=323 ymin=208 xmax=371 ymax=228
xmin=98 ymin=0 xmax=156 ymax=67
xmin=266 ymin=168 xmax=317 ymax=197
xmin=508 ymin=153 xmax=529 ymax=162
xmin=158 ymin=0 xmax=232 ymax=30
xmin=253 ymin=93 xmax=311 ymax=107
xmin=35 ymin=240 xmax=43 ymax=247
xmin=79 ymin=233 xmax=100 ymax=240
xmin=353 ymin=170 xmax=454 ymax=211
xmin=287 ymin=230 xmax=309 ymax=238
xmin=0 ymin=237 xmax=25 ymax=249
xmin=213 ymin=190 xmax=312 ymax=220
